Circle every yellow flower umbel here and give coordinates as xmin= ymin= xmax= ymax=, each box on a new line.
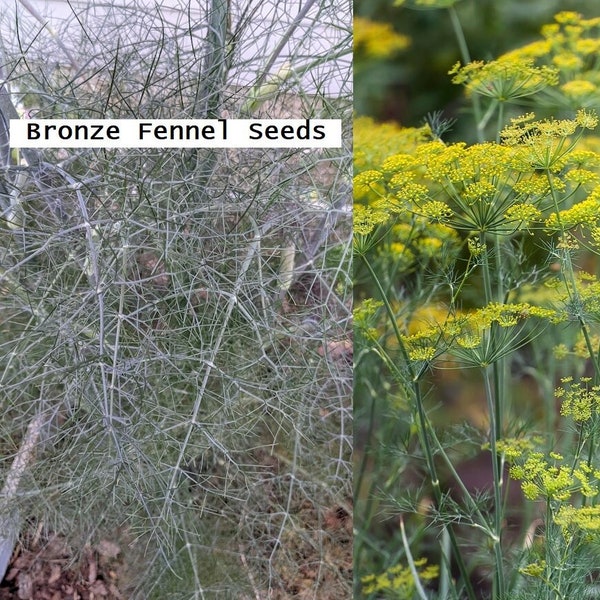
xmin=554 ymin=271 xmax=600 ymax=322
xmin=494 ymin=437 xmax=541 ymax=460
xmin=354 ymin=298 xmax=383 ymax=342
xmin=354 ymin=17 xmax=410 ymax=59
xmin=520 ymin=560 xmax=547 ymax=578
xmin=509 ymin=452 xmax=574 ymax=501
xmin=353 ymin=169 xmax=384 ymax=201
xmin=501 ymin=110 xmax=598 ymax=172
xmin=449 ymin=58 xmax=558 ymax=102
xmin=561 ymin=79 xmax=597 ymax=102
xmin=556 ymin=376 xmax=600 ymax=422
xmin=400 ymin=302 xmax=562 ymax=368
xmin=354 ymin=116 xmax=431 ymax=173
xmin=353 ymin=204 xmax=388 ymax=237
xmin=353 ymin=117 xmax=464 ymax=274
xmin=555 ymin=505 xmax=600 ymax=536
xmin=509 ymin=448 xmax=600 ymax=502
xmin=500 ymin=11 xmax=600 ymax=109
xmin=361 ymin=558 xmax=439 ymax=597
xmin=545 ymin=183 xmax=600 ymax=254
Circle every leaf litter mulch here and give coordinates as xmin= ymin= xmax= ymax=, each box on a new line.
xmin=0 ymin=497 xmax=352 ymax=600
xmin=0 ymin=533 xmax=125 ymax=600
xmin=0 ymin=448 xmax=352 ymax=599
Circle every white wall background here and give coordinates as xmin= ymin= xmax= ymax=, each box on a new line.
xmin=0 ymin=0 xmax=351 ymax=96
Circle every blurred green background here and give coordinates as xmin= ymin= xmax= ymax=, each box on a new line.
xmin=355 ymin=0 xmax=596 ymax=141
